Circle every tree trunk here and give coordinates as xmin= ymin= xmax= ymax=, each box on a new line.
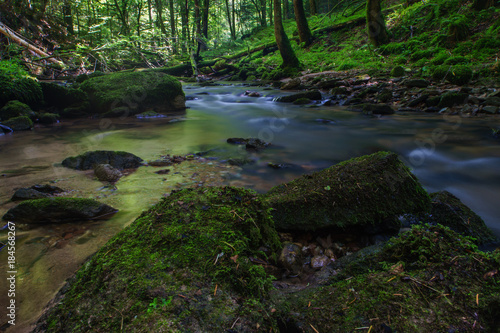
xmin=260 ymin=0 xmax=267 ymax=27
xmin=169 ymin=0 xmax=177 ymax=53
xmin=224 ymin=0 xmax=236 ymax=39
xmin=201 ymin=0 xmax=210 ymax=49
xmin=155 ymin=0 xmax=168 ymax=36
xmin=148 ymin=0 xmax=153 ymax=27
xmin=366 ymin=0 xmax=389 ymax=47
xmin=293 ymin=0 xmax=312 ymax=46
xmin=113 ymin=0 xmax=130 ymax=35
xmin=472 ymin=0 xmax=494 ymax=10
xmin=309 ymin=0 xmax=316 ymax=15
xmin=194 ymin=0 xmax=202 ymax=56
xmin=274 ymin=0 xmax=300 ymax=69
xmin=63 ymin=0 xmax=74 ymax=34
xmin=180 ymin=0 xmax=189 ymax=52
xmin=269 ymin=0 xmax=273 ymax=25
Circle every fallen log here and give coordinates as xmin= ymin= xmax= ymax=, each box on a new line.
xmin=0 ymin=20 xmax=65 ymax=68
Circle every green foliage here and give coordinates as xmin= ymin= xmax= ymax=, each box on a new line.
xmin=0 ymin=60 xmax=30 ymax=79
xmin=443 ymin=14 xmax=469 ymax=42
xmin=443 ymin=56 xmax=469 ymax=65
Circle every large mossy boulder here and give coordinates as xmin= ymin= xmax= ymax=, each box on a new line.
xmin=61 ymin=150 xmax=143 ymax=170
xmin=40 ymin=82 xmax=88 ymax=111
xmin=2 ymin=198 xmax=117 ymax=224
xmin=278 ymin=224 xmax=500 ymax=332
xmin=2 ymin=116 xmax=33 ymax=131
xmin=0 ymin=100 xmax=35 ymax=121
xmin=33 ymin=187 xmax=282 ymax=332
xmin=264 ymin=151 xmax=431 ymax=233
xmin=79 ymin=71 xmax=186 ymax=115
xmin=0 ymin=74 xmax=43 ymax=109
xmin=427 ymin=191 xmax=497 ymax=245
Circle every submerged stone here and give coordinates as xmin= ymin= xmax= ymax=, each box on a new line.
xmin=11 ymin=184 xmax=65 ymax=201
xmin=2 ymin=197 xmax=117 ymax=223
xmin=62 ymin=150 xmax=143 ymax=170
xmin=264 ymin=151 xmax=431 ymax=233
xmin=93 ymin=163 xmax=123 ymax=182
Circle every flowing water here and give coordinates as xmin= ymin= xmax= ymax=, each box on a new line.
xmin=1 ymin=83 xmax=499 ymax=331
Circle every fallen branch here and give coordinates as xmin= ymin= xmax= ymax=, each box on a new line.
xmin=0 ymin=20 xmax=65 ymax=68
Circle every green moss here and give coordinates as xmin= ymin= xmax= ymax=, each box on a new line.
xmin=264 ymin=151 xmax=431 ymax=232
xmin=444 ymin=56 xmax=469 ymax=65
xmin=40 ymin=82 xmax=88 ymax=109
xmin=79 ymin=71 xmax=185 ymax=114
xmin=36 ymin=187 xmax=282 ymax=332
xmin=438 ymin=91 xmax=469 ymax=107
xmin=279 ymin=224 xmax=500 ymax=332
xmin=2 ymin=115 xmax=33 ymax=131
xmin=390 ymin=66 xmax=405 ymax=77
xmin=0 ymin=100 xmax=34 ymax=121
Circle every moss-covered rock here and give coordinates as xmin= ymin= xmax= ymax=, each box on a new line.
xmin=11 ymin=184 xmax=65 ymax=201
xmin=0 ymin=74 xmax=43 ymax=109
xmin=390 ymin=65 xmax=405 ymax=77
xmin=432 ymin=65 xmax=473 ymax=85
xmin=427 ymin=191 xmax=497 ymax=245
xmin=437 ymin=91 xmax=468 ymax=107
xmin=62 ymin=150 xmax=143 ymax=170
xmin=33 ymin=187 xmax=281 ymax=332
xmin=40 ymin=82 xmax=88 ymax=110
xmin=274 ymin=90 xmax=322 ymax=103
xmin=264 ymin=152 xmax=431 ymax=232
xmin=79 ymin=71 xmax=185 ymax=115
xmin=2 ymin=197 xmax=117 ymax=223
xmin=0 ymin=100 xmax=35 ymax=121
xmin=278 ymin=224 xmax=500 ymax=332
xmin=2 ymin=115 xmax=33 ymax=131
xmin=37 ymin=112 xmax=60 ymax=124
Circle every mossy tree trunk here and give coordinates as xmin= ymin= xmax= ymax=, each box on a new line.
xmin=293 ymin=0 xmax=313 ymax=47
xmin=366 ymin=0 xmax=389 ymax=47
xmin=274 ymin=0 xmax=300 ymax=69
xmin=472 ymin=0 xmax=494 ymax=10
xmin=169 ymin=0 xmax=177 ymax=54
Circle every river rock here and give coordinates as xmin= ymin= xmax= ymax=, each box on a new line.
xmin=404 ymin=79 xmax=430 ymax=88
xmin=281 ymin=78 xmax=301 ymax=90
xmin=11 ymin=184 xmax=65 ymax=201
xmin=426 ymin=191 xmax=498 ymax=245
xmin=62 ymin=150 xmax=143 ymax=170
xmin=264 ymin=151 xmax=431 ymax=233
xmin=2 ymin=198 xmax=118 ymax=224
xmin=279 ymin=243 xmax=303 ymax=275
xmin=485 ymin=96 xmax=500 ymax=107
xmin=311 ymin=254 xmax=330 ymax=269
xmin=227 ymin=137 xmax=270 ymax=151
xmin=94 ymin=164 xmax=123 ymax=182
xmin=438 ymin=92 xmax=468 ymax=108
xmin=0 ymin=100 xmax=35 ymax=121
xmin=362 ymin=103 xmax=395 ymax=115
xmin=79 ymin=71 xmax=185 ymax=115
xmin=482 ymin=106 xmax=498 ymax=114
xmin=2 ymin=116 xmax=33 ymax=130
xmin=274 ymin=90 xmax=322 ymax=103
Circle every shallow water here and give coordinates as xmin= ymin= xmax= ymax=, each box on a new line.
xmin=1 ymin=82 xmax=499 ymax=331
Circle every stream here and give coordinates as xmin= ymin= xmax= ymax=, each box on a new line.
xmin=1 ymin=82 xmax=500 ymax=332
